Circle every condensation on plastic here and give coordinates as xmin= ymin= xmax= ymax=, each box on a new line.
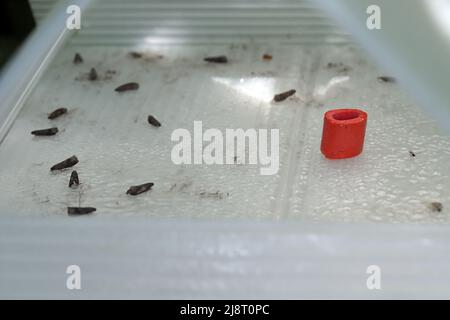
xmin=0 ymin=1 xmax=449 ymax=222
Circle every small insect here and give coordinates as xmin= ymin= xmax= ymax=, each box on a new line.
xmin=89 ymin=68 xmax=98 ymax=81
xmin=262 ymin=54 xmax=273 ymax=61
xmin=204 ymin=56 xmax=228 ymax=63
xmin=126 ymin=182 xmax=154 ymax=196
xmin=129 ymin=51 xmax=143 ymax=59
xmin=429 ymin=202 xmax=443 ymax=212
xmin=115 ymin=82 xmax=139 ymax=92
xmin=147 ymin=115 xmax=161 ymax=127
xmin=378 ymin=76 xmax=396 ymax=83
xmin=48 ymin=107 xmax=67 ymax=120
xmin=69 ymin=170 xmax=79 ymax=188
xmin=67 ymin=207 xmax=96 ymax=216
xmin=73 ymin=53 xmax=83 ymax=64
xmin=274 ymin=89 xmax=296 ymax=102
xmin=31 ymin=127 xmax=58 ymax=136
xmin=51 ymin=155 xmax=79 ymax=171
xmin=409 ymin=151 xmax=416 ymax=157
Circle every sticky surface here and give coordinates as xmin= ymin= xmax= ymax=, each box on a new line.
xmin=0 ymin=45 xmax=449 ymax=222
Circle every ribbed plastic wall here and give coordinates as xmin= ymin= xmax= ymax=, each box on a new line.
xmin=30 ymin=0 xmax=350 ymax=45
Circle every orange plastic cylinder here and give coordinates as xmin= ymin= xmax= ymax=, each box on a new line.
xmin=320 ymin=108 xmax=368 ymax=159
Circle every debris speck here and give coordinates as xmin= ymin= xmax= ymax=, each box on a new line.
xmin=51 ymin=155 xmax=79 ymax=171
xmin=126 ymin=182 xmax=154 ymax=196
xmin=69 ymin=170 xmax=79 ymax=188
xmin=204 ymin=56 xmax=228 ymax=63
xmin=326 ymin=62 xmax=351 ymax=73
xmin=409 ymin=151 xmax=416 ymax=157
xmin=73 ymin=53 xmax=83 ymax=64
xmin=48 ymin=107 xmax=67 ymax=120
xmin=104 ymin=69 xmax=117 ymax=80
xmin=199 ymin=191 xmax=229 ymax=200
xmin=429 ymin=202 xmax=443 ymax=212
xmin=262 ymin=54 xmax=273 ymax=61
xmin=68 ymin=207 xmax=96 ymax=216
xmin=147 ymin=115 xmax=161 ymax=127
xmin=129 ymin=51 xmax=164 ymax=61
xmin=115 ymin=82 xmax=139 ymax=92
xmin=274 ymin=89 xmax=296 ymax=102
xmin=31 ymin=127 xmax=58 ymax=136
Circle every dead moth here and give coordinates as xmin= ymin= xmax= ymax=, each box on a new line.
xmin=274 ymin=89 xmax=296 ymax=102
xmin=31 ymin=127 xmax=58 ymax=136
xmin=69 ymin=170 xmax=79 ymax=188
xmin=147 ymin=115 xmax=161 ymax=127
xmin=129 ymin=51 xmax=143 ymax=59
xmin=67 ymin=207 xmax=96 ymax=216
xmin=204 ymin=55 xmax=228 ymax=63
xmin=126 ymin=182 xmax=154 ymax=196
xmin=51 ymin=155 xmax=78 ymax=171
xmin=73 ymin=53 xmax=83 ymax=64
xmin=115 ymin=82 xmax=139 ymax=92
xmin=89 ymin=68 xmax=98 ymax=81
xmin=378 ymin=76 xmax=396 ymax=83
xmin=48 ymin=107 xmax=67 ymax=120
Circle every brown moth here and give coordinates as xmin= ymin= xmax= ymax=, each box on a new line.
xmin=69 ymin=170 xmax=79 ymax=188
xmin=51 ymin=155 xmax=79 ymax=171
xmin=31 ymin=127 xmax=58 ymax=136
xmin=204 ymin=56 xmax=228 ymax=63
xmin=115 ymin=82 xmax=139 ymax=92
xmin=48 ymin=108 xmax=67 ymax=120
xmin=67 ymin=207 xmax=96 ymax=216
xmin=73 ymin=53 xmax=83 ymax=64
xmin=126 ymin=182 xmax=154 ymax=196
xmin=274 ymin=89 xmax=296 ymax=102
xmin=147 ymin=115 xmax=161 ymax=127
